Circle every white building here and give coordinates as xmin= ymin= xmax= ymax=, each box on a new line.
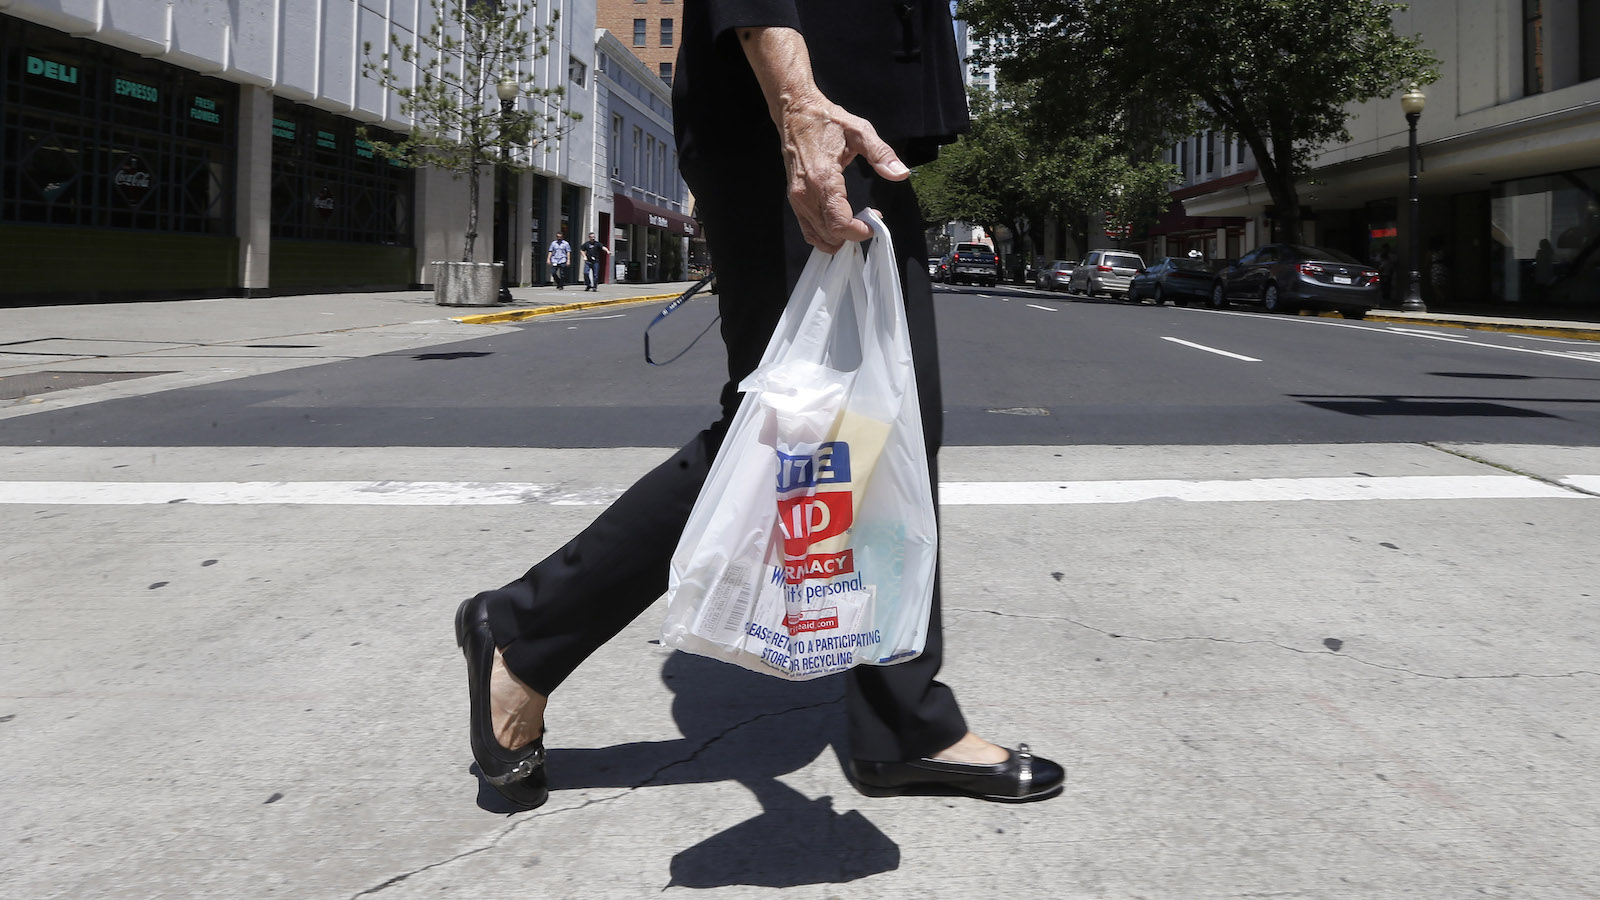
xmin=1177 ymin=0 xmax=1600 ymax=309
xmin=0 ymin=0 xmax=598 ymax=301
xmin=592 ymin=28 xmax=693 ymax=284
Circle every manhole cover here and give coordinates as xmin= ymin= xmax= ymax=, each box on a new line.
xmin=0 ymin=371 xmax=174 ymax=401
xmin=987 ymin=407 xmax=1051 ymax=416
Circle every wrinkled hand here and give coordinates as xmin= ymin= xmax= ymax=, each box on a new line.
xmin=774 ymin=90 xmax=909 ymax=253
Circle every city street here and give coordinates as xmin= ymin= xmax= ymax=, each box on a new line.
xmin=3 ymin=285 xmax=1600 ymax=897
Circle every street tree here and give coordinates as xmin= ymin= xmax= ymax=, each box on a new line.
xmin=915 ymin=84 xmax=1174 ymax=262
xmin=362 ymin=0 xmax=580 ymax=263
xmin=964 ymin=0 xmax=1439 ymax=244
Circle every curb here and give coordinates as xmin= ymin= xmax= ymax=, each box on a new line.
xmin=1359 ymin=313 xmax=1600 ymax=342
xmin=451 ymin=292 xmax=686 ymax=325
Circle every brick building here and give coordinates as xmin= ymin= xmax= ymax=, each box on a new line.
xmin=597 ymin=0 xmax=681 ymax=85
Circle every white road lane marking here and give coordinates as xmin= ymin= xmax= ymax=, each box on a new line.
xmin=940 ymin=475 xmax=1584 ymax=505
xmin=1380 ymin=328 xmax=1600 ymax=363
xmin=1562 ymin=475 xmax=1600 ymax=493
xmin=1161 ymin=336 xmax=1262 ymax=362
xmin=1026 ymin=304 xmax=1057 ymax=312
xmin=1 ymin=475 xmax=1590 ymax=506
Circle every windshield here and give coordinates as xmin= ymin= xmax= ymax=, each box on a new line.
xmin=956 ymin=243 xmax=991 ymax=254
xmin=1104 ymin=253 xmax=1143 ymax=268
xmin=1290 ymin=244 xmax=1361 ymax=264
xmin=1172 ymin=257 xmax=1209 ymax=272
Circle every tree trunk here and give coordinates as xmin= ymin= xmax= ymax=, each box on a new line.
xmin=463 ymin=152 xmax=481 ymax=262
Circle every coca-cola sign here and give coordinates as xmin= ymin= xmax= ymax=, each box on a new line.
xmin=114 ymin=155 xmax=153 ymax=205
xmin=314 ymin=186 xmax=335 ymax=219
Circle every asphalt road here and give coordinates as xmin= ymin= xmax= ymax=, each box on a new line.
xmin=6 ymin=283 xmax=1600 ymax=897
xmin=2 ymin=284 xmax=1598 ymax=448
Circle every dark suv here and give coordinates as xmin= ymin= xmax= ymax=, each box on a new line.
xmin=946 ymin=242 xmax=1001 ymax=287
xmin=1212 ymin=243 xmax=1380 ymax=318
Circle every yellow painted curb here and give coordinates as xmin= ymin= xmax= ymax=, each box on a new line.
xmin=452 ymin=292 xmax=687 ymax=325
xmin=1360 ymin=314 xmax=1600 ymax=342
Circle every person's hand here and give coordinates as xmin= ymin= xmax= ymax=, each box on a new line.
xmin=740 ymin=27 xmax=910 ymax=253
xmin=772 ymin=90 xmax=908 ymax=253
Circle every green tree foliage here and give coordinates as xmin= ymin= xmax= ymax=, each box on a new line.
xmin=362 ymin=0 xmax=580 ymax=261
xmin=963 ymin=0 xmax=1439 ymax=244
xmin=914 ymin=84 xmax=1175 ymax=260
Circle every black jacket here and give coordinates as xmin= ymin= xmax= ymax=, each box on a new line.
xmin=673 ymin=0 xmax=969 ymax=167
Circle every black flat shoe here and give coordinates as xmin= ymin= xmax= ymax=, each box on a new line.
xmin=849 ymin=743 xmax=1064 ymax=803
xmin=455 ymin=594 xmax=549 ymax=810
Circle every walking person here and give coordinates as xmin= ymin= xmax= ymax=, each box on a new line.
xmin=547 ymin=233 xmax=572 ymax=290
xmin=579 ymin=232 xmax=606 ymax=291
xmin=455 ymin=0 xmax=1065 ymax=811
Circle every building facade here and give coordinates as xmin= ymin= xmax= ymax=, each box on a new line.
xmin=596 ymin=0 xmax=679 ymax=86
xmin=1177 ymin=0 xmax=1600 ymax=310
xmin=592 ymin=28 xmax=692 ymax=283
xmin=1 ymin=0 xmax=595 ymax=303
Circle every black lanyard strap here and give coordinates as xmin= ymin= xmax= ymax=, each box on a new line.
xmin=644 ymin=272 xmax=721 ymax=366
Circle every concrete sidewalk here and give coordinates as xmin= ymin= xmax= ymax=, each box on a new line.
xmin=0 ymin=281 xmax=701 ymax=417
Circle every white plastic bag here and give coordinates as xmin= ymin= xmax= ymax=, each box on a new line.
xmin=660 ymin=210 xmax=937 ymax=681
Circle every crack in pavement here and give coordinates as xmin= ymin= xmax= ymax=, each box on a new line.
xmin=1425 ymin=442 xmax=1600 ymax=499
xmin=949 ymin=606 xmax=1600 ymax=681
xmin=347 ymin=697 xmax=841 ymax=898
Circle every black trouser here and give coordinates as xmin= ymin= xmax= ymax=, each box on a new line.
xmin=484 ymin=155 xmax=966 ymax=762
xmin=551 ymin=263 xmax=568 ymax=289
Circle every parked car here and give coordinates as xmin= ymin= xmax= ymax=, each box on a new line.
xmin=1128 ymin=255 xmax=1219 ymax=305
xmin=1034 ymin=259 xmax=1078 ymax=291
xmin=927 ymin=256 xmax=947 ymax=283
xmin=947 ymin=242 xmax=1001 ymax=287
xmin=1211 ymin=243 xmax=1379 ymax=318
xmin=1067 ymin=250 xmax=1145 ymax=298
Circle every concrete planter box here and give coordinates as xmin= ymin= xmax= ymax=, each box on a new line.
xmin=433 ymin=261 xmax=503 ymax=306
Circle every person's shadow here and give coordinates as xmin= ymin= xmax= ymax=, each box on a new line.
xmin=475 ymin=651 xmax=900 ymax=888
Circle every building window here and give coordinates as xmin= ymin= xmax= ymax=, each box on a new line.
xmin=633 ymin=19 xmax=647 ymax=47
xmin=646 ymin=134 xmax=657 ymax=193
xmin=1180 ymin=141 xmax=1189 ymax=181
xmin=1525 ymin=0 xmax=1547 ymax=95
xmin=268 ymin=98 xmax=412 ymax=244
xmin=1 ymin=19 xmax=240 ymax=234
xmin=660 ymin=18 xmax=674 ymax=47
xmin=657 ymin=142 xmax=667 ymax=200
xmin=1223 ymin=131 xmax=1232 ymax=168
xmin=1582 ymin=0 xmax=1600 ymax=81
xmin=1205 ymin=131 xmax=1215 ymax=175
xmin=632 ymin=125 xmax=643 ymax=187
xmin=610 ymin=114 xmax=623 ymax=180
xmin=568 ymin=56 xmax=586 ymax=87
xmin=659 ymin=62 xmax=673 ymax=84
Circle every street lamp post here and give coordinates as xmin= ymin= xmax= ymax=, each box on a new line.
xmin=496 ymin=74 xmax=518 ymax=302
xmin=1401 ymin=82 xmax=1427 ymax=312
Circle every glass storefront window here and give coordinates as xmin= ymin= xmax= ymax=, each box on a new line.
xmin=1492 ymin=167 xmax=1600 ymax=308
xmin=269 ymin=97 xmax=412 ymax=244
xmin=1 ymin=17 xmax=235 ymax=234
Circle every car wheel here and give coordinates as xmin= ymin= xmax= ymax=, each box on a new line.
xmin=1343 ymin=308 xmax=1369 ymax=320
xmin=1262 ymin=283 xmax=1297 ymax=314
xmin=1153 ymin=286 xmax=1166 ymax=306
xmin=1211 ymin=283 xmax=1227 ymax=309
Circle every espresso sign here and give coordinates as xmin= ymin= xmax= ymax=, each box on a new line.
xmin=114 ymin=155 xmax=153 ymax=205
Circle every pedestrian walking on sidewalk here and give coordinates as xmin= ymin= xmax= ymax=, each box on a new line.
xmin=579 ymin=232 xmax=605 ymax=291
xmin=547 ymin=233 xmax=572 ymax=290
xmin=455 ymin=0 xmax=1065 ymax=812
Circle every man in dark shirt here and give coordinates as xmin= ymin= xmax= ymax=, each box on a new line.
xmin=455 ymin=0 xmax=1065 ymax=811
xmin=579 ymin=232 xmax=605 ymax=291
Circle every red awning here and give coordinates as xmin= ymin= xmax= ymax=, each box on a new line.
xmin=1144 ymin=197 xmax=1247 ymax=237
xmin=613 ymin=195 xmax=698 ymax=237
